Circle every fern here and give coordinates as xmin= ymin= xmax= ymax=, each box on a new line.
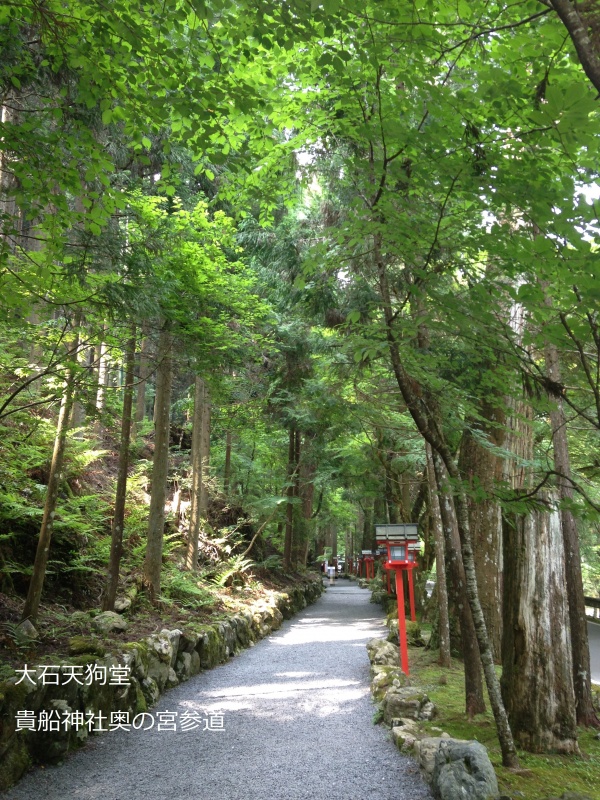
xmin=209 ymin=555 xmax=255 ymax=588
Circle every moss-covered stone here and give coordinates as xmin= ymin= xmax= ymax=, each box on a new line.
xmin=195 ymin=625 xmax=222 ymax=669
xmin=383 ymin=687 xmax=430 ymax=724
xmin=132 ymin=678 xmax=147 ymax=713
xmin=370 ymin=665 xmax=409 ymax=701
xmin=0 ymin=735 xmax=32 ymax=792
xmin=68 ymin=636 xmax=106 ymax=657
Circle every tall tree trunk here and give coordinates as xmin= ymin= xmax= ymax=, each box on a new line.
xmin=21 ymin=329 xmax=79 ymax=623
xmin=199 ymin=384 xmax=211 ymax=520
xmin=426 ymin=443 xmax=452 ymax=668
xmin=400 ymin=469 xmax=412 ymax=522
xmin=283 ymin=427 xmax=295 ymax=570
xmin=544 ymin=338 xmax=599 ymax=727
xmin=290 ymin=430 xmax=305 ymax=568
xmin=69 ymin=331 xmax=87 ymax=434
xmin=143 ymin=322 xmax=172 ymax=600
xmin=223 ymin=429 xmax=232 ymax=494
xmin=1 ymin=103 xmax=18 ymax=249
xmin=103 ymin=326 xmax=136 ymax=610
xmin=133 ymin=327 xmax=150 ymax=438
xmin=434 ymin=453 xmax=486 ymax=715
xmin=363 ymin=497 xmax=375 ymax=549
xmin=374 ymin=243 xmax=519 ymax=768
xmin=502 ymin=494 xmax=578 ymax=753
xmin=295 ymin=437 xmax=316 ymax=568
xmin=185 ymin=376 xmax=206 ymax=571
xmin=95 ymin=334 xmax=110 ymax=431
xmin=458 ymin=404 xmax=505 ymax=662
xmin=385 ymin=468 xmax=399 ymax=523
xmin=330 ymin=522 xmax=338 ymax=560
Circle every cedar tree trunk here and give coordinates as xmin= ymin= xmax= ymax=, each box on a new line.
xmin=143 ymin=322 xmax=172 ymax=600
xmin=103 ymin=326 xmax=136 ymax=610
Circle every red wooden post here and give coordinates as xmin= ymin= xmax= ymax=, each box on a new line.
xmin=395 ymin=568 xmax=409 ymax=675
xmin=407 ymin=565 xmax=416 ymax=622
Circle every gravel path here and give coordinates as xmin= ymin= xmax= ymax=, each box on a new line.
xmin=4 ymin=582 xmax=433 ymax=800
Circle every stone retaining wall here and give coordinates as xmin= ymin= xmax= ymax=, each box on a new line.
xmin=0 ymin=578 xmax=322 ymax=791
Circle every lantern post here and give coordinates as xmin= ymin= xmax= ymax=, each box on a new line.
xmin=361 ymin=550 xmax=375 ymax=579
xmin=374 ymin=523 xmax=420 ymax=676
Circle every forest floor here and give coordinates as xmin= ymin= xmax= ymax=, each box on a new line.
xmin=0 ymin=425 xmax=312 ymax=681
xmin=0 ymin=569 xmax=311 ymax=680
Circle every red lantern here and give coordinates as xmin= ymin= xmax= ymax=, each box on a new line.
xmin=375 ymin=524 xmax=420 ymax=675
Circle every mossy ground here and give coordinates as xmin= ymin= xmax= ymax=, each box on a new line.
xmin=408 ymin=635 xmax=600 ymax=800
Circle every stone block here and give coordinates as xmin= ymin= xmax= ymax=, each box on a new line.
xmin=432 ymin=739 xmax=499 ymax=800
xmin=92 ymin=611 xmax=127 ymax=634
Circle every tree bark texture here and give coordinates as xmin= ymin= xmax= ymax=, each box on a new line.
xmin=133 ymin=327 xmax=150 ymax=437
xmin=502 ymin=494 xmax=578 ymax=753
xmin=548 ymin=0 xmax=600 ymax=94
xmin=103 ymin=326 xmax=136 ymax=610
xmin=1 ymin=103 xmax=18 ymax=248
xmin=223 ymin=429 xmax=232 ymax=494
xmin=544 ymin=337 xmax=598 ymax=726
xmin=363 ymin=497 xmax=375 ymax=549
xmin=283 ymin=427 xmax=295 ymax=570
xmin=143 ymin=323 xmax=172 ymax=600
xmin=185 ymin=376 xmax=206 ymax=571
xmin=200 ymin=385 xmax=211 ymax=518
xmin=458 ymin=404 xmax=505 ymax=662
xmin=294 ymin=437 xmax=316 ymax=568
xmin=22 ymin=331 xmax=79 ymax=623
xmin=433 ymin=453 xmax=486 ymax=715
xmin=426 ymin=443 xmax=452 ymax=669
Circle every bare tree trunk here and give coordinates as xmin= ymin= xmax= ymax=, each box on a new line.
xmin=199 ymin=385 xmax=210 ymax=520
xmin=1 ymin=103 xmax=18 ymax=249
xmin=185 ymin=376 xmax=205 ymax=571
xmin=458 ymin=405 xmax=505 ymax=662
xmin=103 ymin=326 xmax=136 ymax=610
xmin=283 ymin=427 xmax=295 ymax=570
xmin=223 ymin=429 xmax=232 ymax=494
xmin=143 ymin=322 xmax=172 ymax=600
xmin=69 ymin=315 xmax=88 ymax=434
xmin=133 ymin=327 xmax=149 ymax=438
xmin=502 ymin=494 xmax=578 ymax=753
xmin=544 ymin=338 xmax=599 ymax=727
xmin=426 ymin=443 xmax=451 ymax=668
xmin=291 ymin=431 xmax=308 ymax=568
xmin=363 ymin=497 xmax=375 ymax=549
xmin=300 ymin=456 xmax=315 ymax=569
xmin=434 ymin=453 xmax=486 ymax=715
xmin=22 ymin=330 xmax=79 ymax=623
xmin=95 ymin=334 xmax=110 ymax=430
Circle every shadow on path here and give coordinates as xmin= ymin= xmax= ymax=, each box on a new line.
xmin=3 ymin=583 xmax=433 ymax=800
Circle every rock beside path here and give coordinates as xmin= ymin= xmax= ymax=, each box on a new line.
xmin=432 ymin=739 xmax=499 ymax=800
xmin=92 ymin=611 xmax=128 ymax=634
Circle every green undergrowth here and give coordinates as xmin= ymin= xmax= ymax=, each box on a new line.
xmin=409 ymin=646 xmax=600 ymax=800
